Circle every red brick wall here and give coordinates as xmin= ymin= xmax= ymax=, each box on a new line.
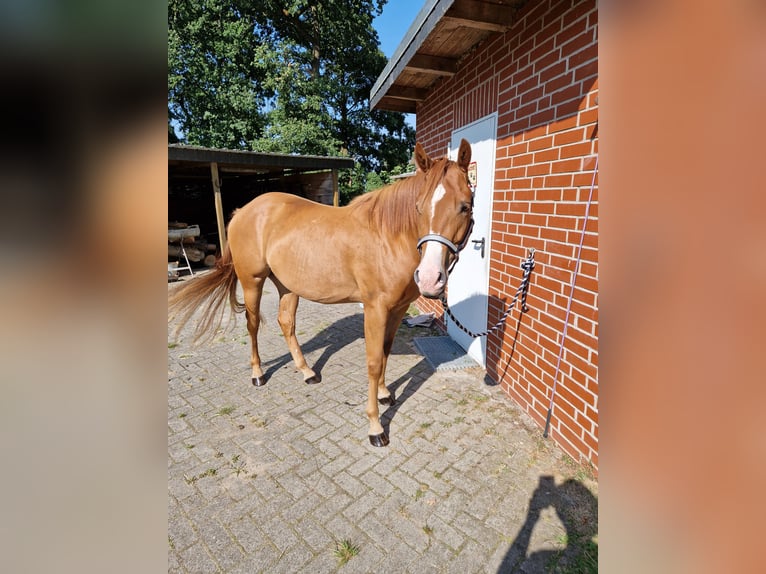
xmin=415 ymin=0 xmax=598 ymax=470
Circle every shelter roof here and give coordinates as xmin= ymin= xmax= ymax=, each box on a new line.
xmin=169 ymin=144 xmax=354 ymax=175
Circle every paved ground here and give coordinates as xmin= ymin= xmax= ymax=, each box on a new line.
xmin=168 ymin=277 xmax=598 ymax=573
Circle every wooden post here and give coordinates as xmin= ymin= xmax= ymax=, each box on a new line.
xmin=210 ymin=162 xmax=227 ymax=251
xmin=332 ymin=169 xmax=339 ymax=207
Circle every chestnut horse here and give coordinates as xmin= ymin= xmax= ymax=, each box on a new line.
xmin=169 ymin=140 xmax=474 ymax=446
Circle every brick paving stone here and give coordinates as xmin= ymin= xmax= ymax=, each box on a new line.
xmin=448 ymin=539 xmax=488 ymax=574
xmin=427 ymin=513 xmax=465 ymax=553
xmin=268 ymin=543 xmax=313 ymax=574
xmin=293 ymin=516 xmax=333 ymax=554
xmin=225 ymin=543 xmax=281 ymax=574
xmin=168 ymin=279 xmax=597 ymax=572
xmin=225 ymin=516 xmax=265 ymax=555
xmin=259 ymin=515 xmax=299 ymax=553
xmin=341 ymin=544 xmax=386 ymax=574
xmin=358 ymin=467 xmax=397 ymax=497
xmin=296 ymin=552 xmax=338 ymax=574
xmin=177 ymin=541 xmax=221 ymax=574
xmin=408 ymin=540 xmax=457 ymax=574
xmin=167 ymin=549 xmax=182 ymax=573
xmin=341 ymin=490 xmax=380 ymax=523
xmin=168 ymin=506 xmax=199 ymax=553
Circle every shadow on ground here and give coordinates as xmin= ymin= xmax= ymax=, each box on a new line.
xmin=260 ymin=308 xmax=446 ymax=434
xmin=497 ymin=475 xmax=598 ymax=573
xmin=262 ymin=313 xmax=365 ymax=381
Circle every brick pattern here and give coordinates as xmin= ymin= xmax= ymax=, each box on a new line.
xmin=414 ymin=0 xmax=598 ymax=470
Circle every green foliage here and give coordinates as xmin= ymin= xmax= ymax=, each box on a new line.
xmin=168 ymin=0 xmax=269 ymax=149
xmin=168 ymin=0 xmax=415 ymax=194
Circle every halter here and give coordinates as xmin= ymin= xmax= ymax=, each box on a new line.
xmin=416 ymin=183 xmax=475 ymax=275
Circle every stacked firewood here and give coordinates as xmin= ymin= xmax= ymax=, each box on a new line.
xmin=168 ymin=222 xmax=218 ymax=267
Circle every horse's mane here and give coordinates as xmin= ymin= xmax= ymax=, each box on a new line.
xmin=349 ymin=158 xmax=450 ymax=235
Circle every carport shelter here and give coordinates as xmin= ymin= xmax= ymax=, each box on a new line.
xmin=168 ymin=145 xmax=354 ymax=252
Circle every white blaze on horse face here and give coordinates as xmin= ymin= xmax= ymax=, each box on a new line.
xmin=429 ymin=183 xmax=447 ymax=227
xmin=416 ymin=184 xmax=449 ymax=295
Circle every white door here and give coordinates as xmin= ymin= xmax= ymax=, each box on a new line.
xmin=447 ymin=114 xmax=497 ymax=367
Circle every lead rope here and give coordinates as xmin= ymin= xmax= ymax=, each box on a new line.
xmin=439 ymin=247 xmax=535 ymax=338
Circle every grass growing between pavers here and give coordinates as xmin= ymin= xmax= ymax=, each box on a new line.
xmin=548 ymin=533 xmax=598 ymax=573
xmin=183 ymin=467 xmax=217 ymax=484
xmin=545 ymin=457 xmax=598 ymax=574
xmin=332 ymin=539 xmax=360 ymax=565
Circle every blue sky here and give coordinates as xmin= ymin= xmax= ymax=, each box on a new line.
xmin=373 ymin=0 xmax=424 ymax=126
xmin=373 ymin=0 xmax=424 ymax=58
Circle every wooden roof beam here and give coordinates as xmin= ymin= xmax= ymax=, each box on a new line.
xmin=386 ymin=85 xmax=430 ymax=101
xmin=377 ymin=97 xmax=417 ymax=114
xmin=444 ymin=2 xmax=517 ymax=32
xmin=404 ymin=54 xmax=459 ymax=76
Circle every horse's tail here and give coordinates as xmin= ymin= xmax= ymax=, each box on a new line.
xmin=168 ymin=245 xmax=245 ymax=343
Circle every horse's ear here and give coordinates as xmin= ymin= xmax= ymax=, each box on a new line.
xmin=414 ymin=143 xmax=432 ymax=173
xmin=457 ymin=139 xmax=472 ymax=171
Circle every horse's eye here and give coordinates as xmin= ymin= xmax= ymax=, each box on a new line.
xmin=460 ymin=202 xmax=470 ymax=214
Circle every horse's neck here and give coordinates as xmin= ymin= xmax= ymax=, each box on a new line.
xmin=352 ymin=190 xmax=421 ymax=266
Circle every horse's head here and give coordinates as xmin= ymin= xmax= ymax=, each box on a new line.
xmin=413 ymin=139 xmax=474 ymax=299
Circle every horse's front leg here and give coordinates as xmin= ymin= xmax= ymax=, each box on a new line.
xmin=363 ymin=304 xmax=390 ymax=447
xmin=377 ymin=303 xmax=410 ymax=406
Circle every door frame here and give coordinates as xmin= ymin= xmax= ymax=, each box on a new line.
xmin=447 ymin=113 xmax=497 ymax=367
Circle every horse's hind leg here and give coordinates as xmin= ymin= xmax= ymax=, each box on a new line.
xmin=241 ymin=276 xmax=268 ymax=386
xmin=272 ymin=278 xmax=319 ymax=384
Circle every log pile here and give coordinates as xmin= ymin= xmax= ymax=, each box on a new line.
xmin=168 ymin=222 xmax=217 ymax=266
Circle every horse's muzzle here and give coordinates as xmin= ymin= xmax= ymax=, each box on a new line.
xmin=413 ymin=267 xmax=446 ymax=299
xmin=414 ymin=235 xmax=454 ymax=298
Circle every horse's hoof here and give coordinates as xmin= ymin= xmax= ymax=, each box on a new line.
xmin=304 ymin=374 xmax=321 ymax=385
xmin=369 ymin=432 xmax=389 ymax=447
xmin=252 ymin=376 xmax=268 ymax=387
xmin=378 ymin=395 xmax=396 ymax=406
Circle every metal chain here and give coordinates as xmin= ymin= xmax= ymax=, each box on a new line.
xmin=440 ymin=248 xmax=535 ymax=338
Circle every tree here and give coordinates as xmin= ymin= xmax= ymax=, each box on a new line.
xmin=168 ymin=0 xmax=269 ymax=149
xmin=168 ymin=0 xmax=415 ymax=202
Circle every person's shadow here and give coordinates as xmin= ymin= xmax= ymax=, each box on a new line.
xmin=497 ymin=475 xmax=598 ymax=573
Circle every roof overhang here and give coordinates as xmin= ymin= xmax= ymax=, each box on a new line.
xmin=169 ymin=144 xmax=354 ymax=175
xmin=371 ymin=0 xmax=528 ymax=113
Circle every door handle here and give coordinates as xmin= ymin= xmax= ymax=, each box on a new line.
xmin=471 ymin=237 xmax=485 ymax=258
